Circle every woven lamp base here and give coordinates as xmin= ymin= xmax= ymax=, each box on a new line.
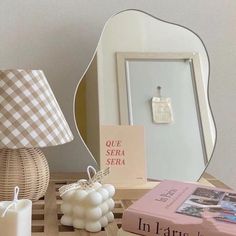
xmin=0 ymin=148 xmax=50 ymax=201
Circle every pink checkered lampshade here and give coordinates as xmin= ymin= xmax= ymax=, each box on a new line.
xmin=0 ymin=69 xmax=74 ymax=148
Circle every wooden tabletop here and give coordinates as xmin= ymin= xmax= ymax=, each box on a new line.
xmin=31 ymin=172 xmax=229 ymax=236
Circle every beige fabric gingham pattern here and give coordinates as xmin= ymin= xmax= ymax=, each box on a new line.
xmin=0 ymin=69 xmax=74 ymax=148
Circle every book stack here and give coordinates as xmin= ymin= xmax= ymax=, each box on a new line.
xmin=119 ymin=180 xmax=236 ymax=236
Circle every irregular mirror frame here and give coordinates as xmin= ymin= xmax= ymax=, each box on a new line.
xmin=74 ymin=10 xmax=216 ymax=182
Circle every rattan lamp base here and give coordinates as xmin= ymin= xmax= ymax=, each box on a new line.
xmin=0 ymin=148 xmax=50 ymax=201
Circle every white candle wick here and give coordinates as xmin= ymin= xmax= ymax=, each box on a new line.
xmin=13 ymin=186 xmax=20 ymax=202
xmin=87 ymin=166 xmax=97 ymax=182
xmin=1 ymin=186 xmax=20 ymax=218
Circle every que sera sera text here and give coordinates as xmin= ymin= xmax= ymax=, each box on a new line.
xmin=105 ymin=140 xmax=125 ymax=166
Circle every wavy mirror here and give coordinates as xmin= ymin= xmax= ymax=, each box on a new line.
xmin=74 ymin=10 xmax=216 ymax=182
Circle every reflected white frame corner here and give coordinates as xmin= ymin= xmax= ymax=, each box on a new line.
xmin=116 ymin=52 xmax=213 ymax=164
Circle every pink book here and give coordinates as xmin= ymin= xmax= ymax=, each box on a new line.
xmin=122 ymin=180 xmax=236 ymax=236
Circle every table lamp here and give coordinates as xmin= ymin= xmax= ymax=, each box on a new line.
xmin=0 ymin=69 xmax=74 ymax=201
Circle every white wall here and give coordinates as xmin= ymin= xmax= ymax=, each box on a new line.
xmin=0 ymin=1 xmax=236 ymax=188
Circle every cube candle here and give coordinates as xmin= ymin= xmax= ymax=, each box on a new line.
xmin=60 ymin=182 xmax=115 ymax=232
xmin=59 ymin=166 xmax=115 ymax=232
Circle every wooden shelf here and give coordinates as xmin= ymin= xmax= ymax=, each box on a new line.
xmin=31 ymin=173 xmax=229 ymax=236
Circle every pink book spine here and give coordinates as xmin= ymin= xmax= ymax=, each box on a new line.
xmin=122 ymin=209 xmax=232 ymax=236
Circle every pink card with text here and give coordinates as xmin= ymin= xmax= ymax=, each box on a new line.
xmin=100 ymin=125 xmax=147 ymax=185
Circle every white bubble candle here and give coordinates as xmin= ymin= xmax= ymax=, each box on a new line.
xmin=59 ymin=166 xmax=115 ymax=232
xmin=0 ymin=187 xmax=32 ymax=236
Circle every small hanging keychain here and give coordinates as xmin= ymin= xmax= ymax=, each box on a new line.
xmin=151 ymin=86 xmax=174 ymax=124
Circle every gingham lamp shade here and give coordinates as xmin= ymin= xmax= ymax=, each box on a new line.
xmin=0 ymin=69 xmax=74 ymax=148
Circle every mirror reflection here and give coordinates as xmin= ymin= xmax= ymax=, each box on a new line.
xmin=74 ymin=10 xmax=216 ymax=182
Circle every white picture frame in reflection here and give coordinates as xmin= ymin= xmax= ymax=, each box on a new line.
xmin=116 ymin=52 xmax=214 ymax=181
